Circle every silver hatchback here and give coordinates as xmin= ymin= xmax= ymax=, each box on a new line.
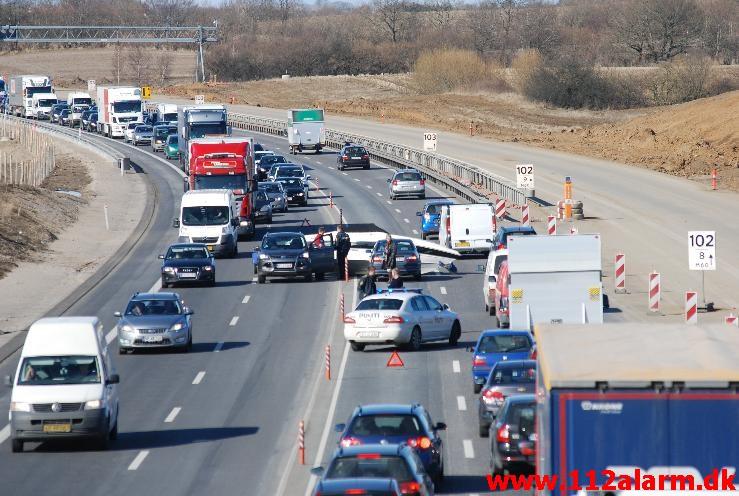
xmin=115 ymin=292 xmax=193 ymax=353
xmin=388 ymin=169 xmax=425 ymax=200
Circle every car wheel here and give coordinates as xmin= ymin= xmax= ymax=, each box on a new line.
xmin=118 ymin=347 xmax=127 ymax=355
xmin=414 ymin=272 xmax=422 ymax=281
xmin=489 ymin=304 xmax=495 ymax=316
xmin=364 ymin=164 xmax=369 ymax=170
xmin=474 ymin=383 xmax=482 ymax=394
xmin=407 ymin=327 xmax=422 ymax=351
xmin=479 ymin=421 xmax=490 ymax=438
xmin=11 ymin=439 xmax=23 ymax=453
xmin=109 ymin=417 xmax=119 ymax=440
xmin=315 ymin=272 xmax=325 ymax=280
xmin=97 ymin=420 xmax=111 ymax=450
xmin=209 ymin=278 xmax=216 ymax=287
xmin=258 ymin=275 xmax=266 ymax=284
xmin=390 ymin=194 xmax=395 ymax=201
xmin=350 ymin=341 xmax=365 ymax=352
xmin=491 ymin=315 xmax=500 ymax=328
xmin=422 ymin=232 xmax=427 ymax=240
xmin=419 ymin=193 xmax=426 ymax=199
xmin=162 ymin=279 xmax=169 ymax=289
xmin=304 ymin=273 xmax=313 ymax=282
xmin=449 ymin=321 xmax=461 ymax=346
xmin=232 ymin=242 xmax=238 ymax=258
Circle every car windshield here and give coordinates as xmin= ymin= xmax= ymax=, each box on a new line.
xmin=26 ymin=85 xmax=52 ymax=97
xmin=125 ymin=298 xmax=181 ymax=316
xmin=508 ymin=402 xmax=536 ymax=435
xmin=326 ymin=455 xmax=413 ymax=482
xmin=348 ymin=414 xmax=422 ymax=437
xmin=256 ymin=191 xmax=269 ymax=202
xmin=113 ymin=100 xmax=142 ymax=113
xmin=155 ymin=127 xmax=176 ymax=138
xmin=262 ymin=234 xmax=305 ymax=250
xmin=478 ymin=335 xmax=531 ymax=353
xmin=73 ymin=98 xmax=93 ymax=106
xmin=135 ymin=126 xmax=152 ymax=133
xmin=395 ymin=172 xmax=421 ymax=182
xmin=181 ymin=206 xmax=229 ymax=226
xmin=356 ymin=299 xmax=403 ymax=311
xmin=18 ymin=356 xmax=100 ymax=385
xmin=261 ymin=156 xmax=286 ymax=165
xmin=426 ymin=203 xmax=451 ymax=215
xmin=259 ymin=183 xmax=282 ymax=193
xmin=488 ymin=365 xmax=536 ymax=385
xmin=128 ymin=123 xmax=139 ymax=129
xmin=189 ymin=122 xmax=227 ymax=138
xmin=38 ymin=99 xmax=57 ymax=106
xmin=166 ymin=246 xmax=210 ymax=259
xmin=345 ymin=147 xmax=367 ymax=155
xmin=280 ymin=178 xmax=303 ymax=188
xmin=194 ymin=175 xmax=246 ymax=190
xmin=166 ymin=135 xmax=178 ymax=145
xmin=254 ymin=143 xmax=264 ymax=152
xmin=374 ymin=240 xmax=415 ymax=254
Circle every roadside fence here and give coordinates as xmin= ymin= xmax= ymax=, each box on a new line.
xmin=0 ymin=115 xmax=55 ymax=187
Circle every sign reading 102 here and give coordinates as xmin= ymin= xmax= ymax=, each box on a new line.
xmin=688 ymin=230 xmax=716 ymax=271
xmin=515 ymin=164 xmax=535 ymax=189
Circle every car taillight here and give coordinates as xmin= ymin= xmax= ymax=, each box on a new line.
xmin=392 ymin=179 xmax=398 ymax=186
xmin=383 ymin=316 xmax=405 ymax=324
xmin=405 ymin=255 xmax=418 ymax=262
xmin=362 ymin=154 xmax=369 ymax=159
xmin=419 ymin=178 xmax=425 ymax=185
xmin=482 ymin=389 xmax=505 ymax=404
xmin=473 ymin=356 xmax=486 ymax=367
xmin=340 ymin=437 xmax=361 ymax=447
xmin=344 ymin=490 xmax=368 ymax=495
xmin=372 ymin=256 xmax=383 ymax=263
xmin=530 ymin=348 xmax=537 ymax=359
xmin=343 ymin=316 xmax=356 ymax=324
xmin=446 ymin=217 xmax=450 ymax=234
xmin=342 ymin=155 xmax=349 ymax=160
xmin=357 ymin=453 xmax=381 ymax=459
xmin=520 ymin=445 xmax=536 ymax=456
xmin=407 ymin=436 xmax=432 ymax=449
xmin=496 ymin=424 xmax=511 ymax=443
xmin=399 ymin=481 xmax=421 ymax=494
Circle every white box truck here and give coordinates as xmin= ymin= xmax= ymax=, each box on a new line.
xmin=96 ymin=86 xmax=143 ymax=138
xmin=174 ymin=189 xmax=239 ymax=258
xmin=287 ymin=108 xmax=324 ymax=154
xmin=7 ymin=316 xmax=120 ymax=453
xmin=439 ymin=203 xmax=496 ymax=254
xmin=154 ymin=103 xmax=178 ymax=124
xmin=31 ymin=92 xmax=58 ymax=120
xmin=66 ymin=91 xmax=94 ymax=126
xmin=507 ymin=234 xmax=603 ymax=329
xmin=8 ymin=75 xmax=53 ymax=118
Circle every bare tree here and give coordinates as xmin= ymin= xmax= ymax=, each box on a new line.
xmin=144 ymin=0 xmax=196 ymax=26
xmin=370 ymin=0 xmax=411 ymax=43
xmin=496 ymin=0 xmax=520 ymax=65
xmin=156 ymin=51 xmax=173 ymax=86
xmin=111 ymin=43 xmax=124 ymax=85
xmin=426 ymin=0 xmax=456 ymax=29
xmin=125 ymin=46 xmax=153 ymax=86
xmin=700 ymin=0 xmax=738 ymax=63
xmin=466 ymin=1 xmax=498 ymax=55
xmin=519 ymin=2 xmax=560 ymax=56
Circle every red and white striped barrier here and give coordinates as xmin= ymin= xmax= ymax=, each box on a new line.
xmin=614 ymin=253 xmax=626 ymax=294
xmin=339 ymin=293 xmax=345 ymax=322
xmin=648 ymin=272 xmax=660 ymax=312
xmin=547 ymin=215 xmax=556 ymax=235
xmin=325 ymin=345 xmax=331 ymax=380
xmin=520 ymin=205 xmax=530 ymax=227
xmin=298 ymin=420 xmax=305 ymax=465
xmin=329 ymin=191 xmax=334 ymax=208
xmin=495 ymin=198 xmax=506 ymax=219
xmin=726 ymin=313 xmax=738 ymax=327
xmin=685 ymin=291 xmax=698 ymax=324
xmin=344 ymin=258 xmax=349 ymax=282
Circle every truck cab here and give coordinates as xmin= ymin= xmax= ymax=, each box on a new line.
xmin=175 ymin=189 xmax=239 ymax=258
xmin=31 ymin=93 xmax=58 ymax=120
xmin=66 ymin=92 xmax=93 ymax=126
xmin=96 ymin=86 xmax=143 ymax=138
xmin=177 ymin=105 xmax=229 ymax=172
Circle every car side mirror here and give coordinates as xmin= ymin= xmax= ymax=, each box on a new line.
xmin=416 ymin=211 xmax=422 ymax=216
xmin=114 ymin=311 xmax=122 ymax=318
xmin=442 ymin=304 xmax=449 ymax=311
xmin=4 ymin=374 xmax=13 ymax=387
xmin=231 ymin=218 xmax=239 ymax=227
xmin=435 ymin=422 xmax=447 ymax=431
xmin=466 ymin=346 xmax=474 ymax=352
xmin=183 ymin=177 xmax=189 ymax=192
xmin=386 ymin=178 xmax=391 ymax=183
xmin=107 ymin=374 xmax=120 ymax=385
xmin=173 ymin=218 xmax=180 ymax=228
xmin=158 ymin=254 xmax=165 ymax=259
xmin=310 ymin=467 xmax=324 ymax=476
xmin=306 ymin=175 xmax=312 ymax=179
xmin=184 ymin=307 xmax=194 ymax=315
xmin=334 ymin=423 xmax=346 ymax=432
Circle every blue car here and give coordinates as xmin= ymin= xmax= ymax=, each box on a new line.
xmin=334 ymin=404 xmax=446 ymax=483
xmin=492 ymin=226 xmax=536 ymax=250
xmin=469 ymin=329 xmax=534 ymax=393
xmin=416 ymin=200 xmax=454 ymax=240
xmin=312 ymin=478 xmax=402 ymax=496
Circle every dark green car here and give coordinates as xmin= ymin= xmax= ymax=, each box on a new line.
xmin=164 ymin=134 xmax=179 ymax=160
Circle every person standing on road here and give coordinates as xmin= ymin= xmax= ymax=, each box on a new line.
xmin=388 ymin=268 xmax=404 ymax=289
xmin=313 ymin=226 xmax=326 ymax=248
xmin=336 ymin=224 xmax=352 ymax=280
xmin=383 ymin=234 xmax=398 ymax=272
xmin=358 ymin=266 xmax=378 ymax=299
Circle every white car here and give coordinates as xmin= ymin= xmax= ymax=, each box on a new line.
xmin=483 ymin=248 xmax=507 ymax=316
xmin=343 ymin=289 xmax=461 ymax=352
xmin=124 ymin=122 xmax=140 ymax=143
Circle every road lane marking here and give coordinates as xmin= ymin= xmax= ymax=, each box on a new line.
xmin=386 ymin=200 xmax=392 ymax=205
xmin=354 ymin=178 xmax=360 ymax=182
xmin=403 ymin=218 xmax=409 ymax=223
xmin=412 ymin=229 xmax=418 ymax=234
xmin=214 ymin=341 xmax=224 ymax=352
xmin=316 ymin=161 xmax=322 ymax=164
xmin=192 ymin=371 xmax=206 ymax=385
xmin=128 ymin=450 xmax=150 ymax=470
xmin=342 ymin=172 xmax=348 ymax=176
xmin=440 ymin=286 xmax=447 ymax=295
xmin=229 ymin=316 xmax=239 ymax=326
xmin=395 ymin=208 xmax=401 ymax=213
xmin=452 ymin=360 xmax=460 ymax=373
xmin=252 ymin=276 xmax=258 ymax=282
xmin=457 ymin=396 xmax=467 ymax=411
xmin=366 ymin=185 xmax=372 ymax=189
xmin=148 ymin=278 xmax=161 ymax=294
xmin=376 ymin=192 xmax=382 ymax=197
xmin=242 ymin=295 xmax=251 ymax=304
xmin=105 ymin=328 xmax=117 ymax=345
xmin=463 ymin=439 xmax=475 ymax=459
xmin=0 ymin=425 xmax=9 ymax=445
xmin=164 ymin=407 xmax=181 ymax=423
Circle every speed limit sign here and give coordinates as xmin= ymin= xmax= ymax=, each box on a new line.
xmin=423 ymin=132 xmax=437 ymax=152
xmin=688 ymin=231 xmax=716 ymax=270
xmin=516 ymin=164 xmax=535 ymax=189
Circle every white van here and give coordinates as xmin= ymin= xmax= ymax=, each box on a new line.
xmin=439 ymin=203 xmax=495 ymax=254
xmin=7 ymin=317 xmax=120 ymax=452
xmin=482 ymin=248 xmax=508 ymax=316
xmin=175 ymin=189 xmax=239 ymax=258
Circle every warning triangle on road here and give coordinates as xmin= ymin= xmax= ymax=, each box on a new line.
xmin=386 ymin=351 xmax=404 ymax=368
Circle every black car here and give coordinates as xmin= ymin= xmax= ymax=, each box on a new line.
xmin=159 ymin=243 xmax=216 ymax=287
xmin=490 ymin=394 xmax=536 ymax=475
xmin=369 ymin=239 xmax=422 ymax=280
xmin=312 ymin=444 xmax=434 ymax=496
xmin=278 ymin=178 xmax=307 ymax=206
xmin=80 ymin=110 xmax=93 ymax=129
xmin=312 ymin=478 xmax=402 ymax=496
xmin=337 ymin=143 xmax=370 ymax=170
xmin=86 ymin=112 xmax=98 ymax=132
xmin=492 ymin=226 xmax=537 ymax=250
xmin=253 ymin=189 xmax=273 ymax=224
xmin=478 ymin=360 xmax=536 ymax=437
xmin=59 ymin=109 xmax=72 ymax=126
xmin=253 ymin=143 xmax=264 ymax=152
xmin=257 ymin=154 xmax=288 ymax=180
xmin=50 ymin=103 xmax=69 ymax=124
xmin=255 ymin=231 xmax=334 ymax=283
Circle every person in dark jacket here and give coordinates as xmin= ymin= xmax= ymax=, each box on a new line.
xmin=383 ymin=234 xmax=398 ymax=271
xmin=388 ymin=268 xmax=404 ymax=289
xmin=358 ymin=266 xmax=378 ymax=299
xmin=336 ymin=224 xmax=352 ymax=280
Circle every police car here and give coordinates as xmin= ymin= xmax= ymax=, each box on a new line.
xmin=343 ymin=289 xmax=461 ymax=352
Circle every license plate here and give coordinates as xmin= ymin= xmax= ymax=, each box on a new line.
xmin=358 ymin=331 xmax=380 ymax=338
xmin=351 ymin=156 xmax=361 ymax=160
xmin=43 ymin=423 xmax=71 ymax=433
xmin=456 ymin=241 xmax=470 ymax=247
xmin=276 ymin=263 xmax=292 ymax=269
xmin=179 ymin=272 xmax=196 ymax=278
xmin=207 ymin=245 xmax=215 ymax=251
xmin=143 ymin=335 xmax=163 ymax=343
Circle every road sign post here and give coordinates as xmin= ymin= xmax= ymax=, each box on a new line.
xmin=423 ymin=132 xmax=437 ymax=152
xmin=688 ymin=231 xmax=715 ymax=312
xmin=141 ymin=86 xmax=152 ymax=100
xmin=516 ymin=164 xmax=535 ymax=197
xmin=87 ymin=79 xmax=96 ymax=93
xmin=195 ymin=94 xmax=205 ymax=105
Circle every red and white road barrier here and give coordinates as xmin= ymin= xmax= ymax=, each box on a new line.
xmin=685 ymin=291 xmax=698 ymax=324
xmin=344 ymin=258 xmax=349 ymax=282
xmin=726 ymin=313 xmax=738 ymax=327
xmin=298 ymin=420 xmax=305 ymax=465
xmin=520 ymin=205 xmax=530 ymax=227
xmin=495 ymin=198 xmax=506 ymax=219
xmin=648 ymin=272 xmax=660 ymax=312
xmin=547 ymin=215 xmax=556 ymax=235
xmin=325 ymin=345 xmax=331 ymax=380
xmin=339 ymin=293 xmax=345 ymax=322
xmin=329 ymin=191 xmax=334 ymax=208
xmin=614 ymin=253 xmax=626 ymax=294
xmin=711 ymin=168 xmax=717 ymax=191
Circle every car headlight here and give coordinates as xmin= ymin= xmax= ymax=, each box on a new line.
xmin=297 ymin=192 xmax=304 ymax=196
xmin=10 ymin=402 xmax=31 ymax=412
xmin=203 ymin=265 xmax=213 ymax=271
xmin=163 ymin=267 xmax=175 ymax=273
xmin=84 ymin=399 xmax=104 ymax=410
xmin=302 ymin=252 xmax=310 ymax=259
xmin=170 ymin=323 xmax=184 ymax=332
xmin=259 ymin=253 xmax=270 ymax=260
xmin=120 ymin=324 xmax=135 ymax=333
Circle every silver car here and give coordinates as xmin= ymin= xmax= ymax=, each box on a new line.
xmin=115 ymin=292 xmax=193 ymax=353
xmin=132 ymin=125 xmax=154 ymax=146
xmin=259 ymin=181 xmax=288 ymax=212
xmin=388 ymin=169 xmax=425 ymax=200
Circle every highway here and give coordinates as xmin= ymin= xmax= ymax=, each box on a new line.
xmin=0 ymin=125 xmax=528 ymax=495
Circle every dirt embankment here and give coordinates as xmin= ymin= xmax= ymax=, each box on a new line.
xmin=0 ymin=142 xmax=91 ymax=280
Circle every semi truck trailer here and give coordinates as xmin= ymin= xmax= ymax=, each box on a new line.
xmin=96 ymin=86 xmax=143 ymax=138
xmin=8 ymin=75 xmax=53 ymax=118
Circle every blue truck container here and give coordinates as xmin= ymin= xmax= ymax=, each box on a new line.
xmin=535 ymin=323 xmax=739 ymax=496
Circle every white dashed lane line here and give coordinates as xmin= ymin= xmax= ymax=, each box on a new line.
xmin=394 ymin=209 xmax=401 ymax=213
xmin=440 ymin=287 xmax=447 ymax=295
xmin=0 ymin=425 xmax=10 ymax=445
xmin=366 ymin=185 xmax=372 ymax=189
xmin=354 ymin=178 xmax=360 ymax=182
xmin=164 ymin=407 xmax=181 ymax=423
xmin=342 ymin=172 xmax=348 ymax=176
xmin=463 ymin=440 xmax=475 ymax=459
xmin=242 ymin=295 xmax=251 ymax=304
xmin=403 ymin=218 xmax=409 ymax=224
xmin=214 ymin=341 xmax=224 ymax=352
xmin=412 ymin=229 xmax=419 ymax=234
xmin=192 ymin=371 xmax=206 ymax=385
xmin=128 ymin=450 xmax=150 ymax=471
xmin=229 ymin=316 xmax=239 ymax=326
xmin=386 ymin=200 xmax=392 ymax=205
xmin=457 ymin=396 xmax=467 ymax=411
xmin=377 ymin=192 xmax=383 ymax=197
xmin=105 ymin=328 xmax=116 ymax=345
xmin=452 ymin=360 xmax=460 ymax=373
